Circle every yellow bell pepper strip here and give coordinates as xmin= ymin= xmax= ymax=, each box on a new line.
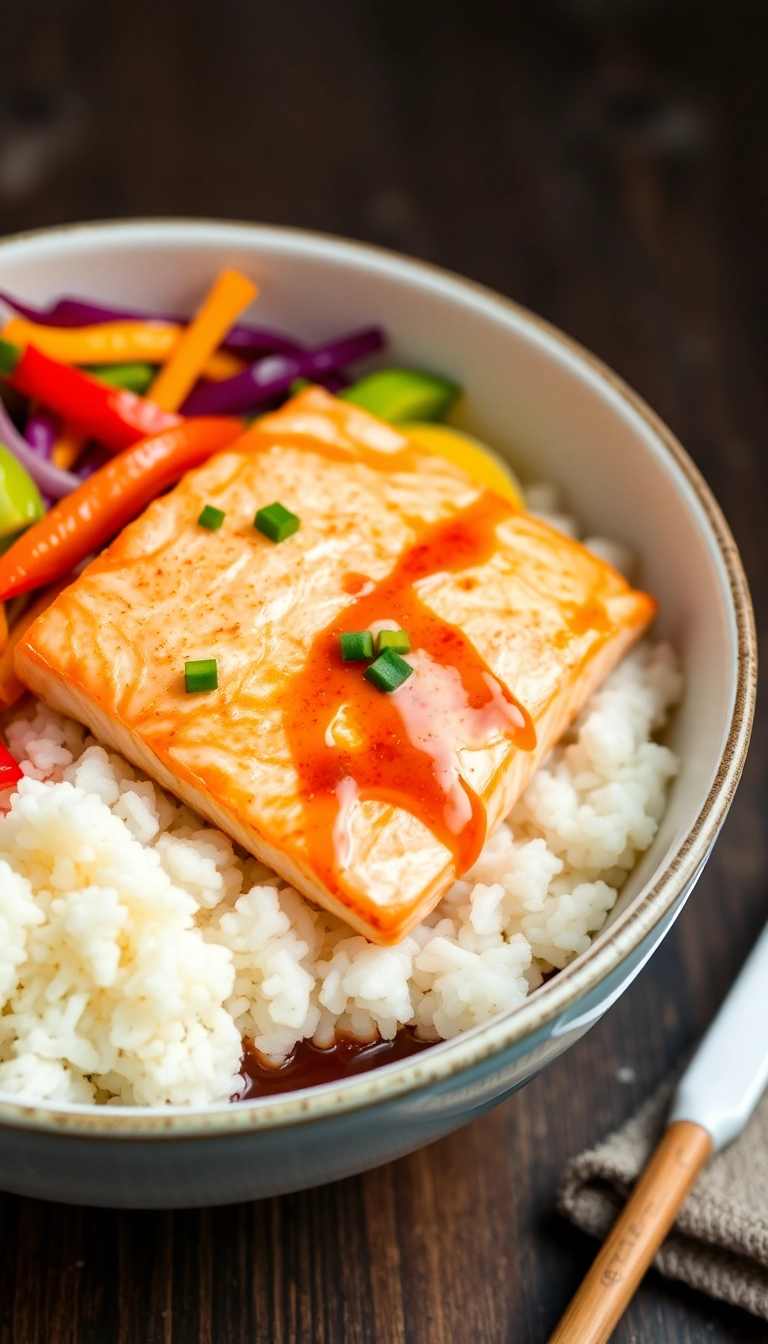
xmin=0 ymin=417 xmax=243 ymax=602
xmin=401 ymin=422 xmax=524 ymax=506
xmin=1 ymin=317 xmax=243 ymax=381
xmin=0 ymin=338 xmax=180 ymax=453
xmin=0 ymin=289 xmax=303 ymax=358
xmin=148 ymin=269 xmax=258 ymax=412
xmin=0 ymin=576 xmax=74 ymax=710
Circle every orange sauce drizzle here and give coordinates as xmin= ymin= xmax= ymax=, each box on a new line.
xmin=283 ymin=492 xmax=536 ymax=911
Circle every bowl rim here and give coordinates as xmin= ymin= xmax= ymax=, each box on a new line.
xmin=0 ymin=217 xmax=756 ymax=1139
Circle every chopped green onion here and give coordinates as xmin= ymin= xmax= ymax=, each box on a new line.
xmin=289 ymin=377 xmax=312 ymax=395
xmin=341 ymin=631 xmax=375 ymax=661
xmin=254 ymin=501 xmax=300 ymax=543
xmin=364 ymin=648 xmax=413 ymax=693
xmin=376 ymin=628 xmax=410 ymax=655
xmin=185 ymin=658 xmax=218 ymax=693
xmin=198 ymin=504 xmax=226 ymax=530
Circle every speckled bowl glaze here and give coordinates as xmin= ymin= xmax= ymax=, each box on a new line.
xmin=0 ymin=220 xmax=755 ymax=1208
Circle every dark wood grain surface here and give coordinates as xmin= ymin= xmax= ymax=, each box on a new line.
xmin=0 ymin=2 xmax=766 ymax=1339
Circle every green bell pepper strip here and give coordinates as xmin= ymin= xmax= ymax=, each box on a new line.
xmin=340 ymin=369 xmax=460 ymax=423
xmin=0 ymin=444 xmax=45 ymax=540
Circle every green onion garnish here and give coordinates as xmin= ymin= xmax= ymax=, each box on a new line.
xmin=254 ymin=501 xmax=300 ymax=543
xmin=185 ymin=658 xmax=218 ymax=693
xmin=198 ymin=504 xmax=226 ymax=530
xmin=364 ymin=649 xmax=413 ymax=693
xmin=340 ymin=631 xmax=375 ymax=661
xmin=376 ymin=628 xmax=410 ymax=655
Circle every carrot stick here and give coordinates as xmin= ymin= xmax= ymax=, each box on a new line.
xmin=0 ymin=417 xmax=243 ymax=602
xmin=148 ymin=270 xmax=258 ymax=412
xmin=0 ymin=577 xmax=73 ymax=709
xmin=1 ymin=317 xmax=243 ymax=380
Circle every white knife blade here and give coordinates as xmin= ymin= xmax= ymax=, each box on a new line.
xmin=669 ymin=920 xmax=768 ymax=1150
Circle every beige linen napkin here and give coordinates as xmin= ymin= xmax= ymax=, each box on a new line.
xmin=558 ymin=1077 xmax=768 ymax=1320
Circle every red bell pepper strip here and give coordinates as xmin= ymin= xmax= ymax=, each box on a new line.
xmin=0 ymin=338 xmax=180 ymax=453
xmin=0 ymin=416 xmax=243 ymax=601
xmin=0 ymin=742 xmax=23 ymax=788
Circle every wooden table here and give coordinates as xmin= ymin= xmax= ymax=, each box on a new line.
xmin=0 ymin=2 xmax=766 ymax=1339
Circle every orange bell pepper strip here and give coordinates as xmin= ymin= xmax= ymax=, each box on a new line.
xmin=148 ymin=269 xmax=258 ymax=412
xmin=0 ymin=577 xmax=74 ymax=710
xmin=1 ymin=317 xmax=243 ymax=380
xmin=0 ymin=417 xmax=243 ymax=602
xmin=0 ymin=601 xmax=7 ymax=654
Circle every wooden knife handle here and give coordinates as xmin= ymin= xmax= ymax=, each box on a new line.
xmin=549 ymin=1120 xmax=713 ymax=1344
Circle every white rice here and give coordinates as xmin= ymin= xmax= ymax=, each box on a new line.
xmin=0 ymin=488 xmax=683 ymax=1107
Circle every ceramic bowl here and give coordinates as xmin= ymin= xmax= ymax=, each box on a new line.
xmin=0 ymin=220 xmax=755 ymax=1208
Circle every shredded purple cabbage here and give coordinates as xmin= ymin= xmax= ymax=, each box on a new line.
xmin=24 ymin=408 xmax=58 ymax=458
xmin=0 ymin=397 xmax=80 ymax=498
xmin=0 ymin=290 xmax=303 ymax=357
xmin=182 ymin=328 xmax=384 ymax=417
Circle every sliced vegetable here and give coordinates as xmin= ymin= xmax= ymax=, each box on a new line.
xmin=52 ymin=426 xmax=86 ymax=471
xmin=148 ymin=270 xmax=258 ymax=412
xmin=340 ymin=631 xmax=375 ymax=661
xmin=88 ymin=362 xmax=156 ymax=394
xmin=376 ymin=628 xmax=410 ymax=655
xmin=364 ymin=648 xmax=413 ymax=693
xmin=1 ymin=317 xmax=242 ymax=380
xmin=182 ymin=327 xmax=384 ymax=417
xmin=185 ymin=658 xmax=218 ymax=693
xmin=0 ymin=393 xmax=79 ymax=498
xmin=24 ymin=408 xmax=58 ymax=458
xmin=0 ymin=576 xmax=73 ymax=710
xmin=0 ymin=290 xmax=304 ymax=357
xmin=49 ymin=363 xmax=156 ymax=472
xmin=340 ymin=369 xmax=459 ymax=423
xmin=0 ymin=742 xmax=23 ymax=788
xmin=402 ymin=422 xmax=524 ymax=506
xmin=0 ymin=338 xmax=181 ymax=453
xmin=0 ymin=417 xmax=242 ymax=601
xmin=254 ymin=501 xmax=300 ymax=544
xmin=198 ymin=504 xmax=225 ymax=530
xmin=0 ymin=445 xmax=45 ymax=539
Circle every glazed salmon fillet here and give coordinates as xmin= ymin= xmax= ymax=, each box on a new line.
xmin=16 ymin=389 xmax=656 ymax=944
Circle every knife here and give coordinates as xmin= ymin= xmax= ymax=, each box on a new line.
xmin=549 ymin=920 xmax=768 ymax=1344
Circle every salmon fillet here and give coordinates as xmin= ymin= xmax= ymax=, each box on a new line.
xmin=16 ymin=389 xmax=656 ymax=944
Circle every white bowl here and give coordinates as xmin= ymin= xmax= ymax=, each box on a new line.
xmin=0 ymin=220 xmax=755 ymax=1208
